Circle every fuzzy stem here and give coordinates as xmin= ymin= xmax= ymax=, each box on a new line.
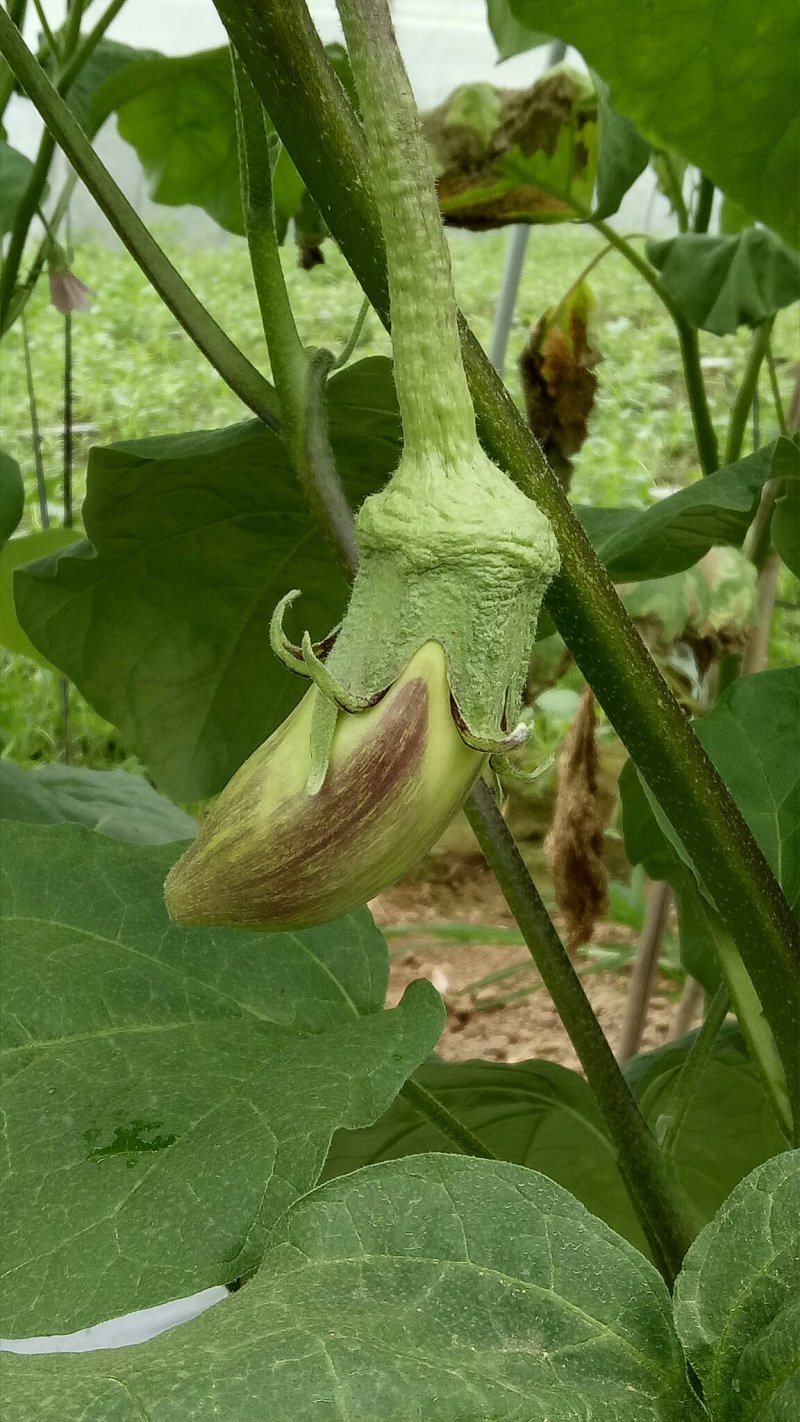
xmin=0 ymin=11 xmax=280 ymax=427
xmin=466 ymin=779 xmax=697 ymax=1284
xmin=697 ymin=900 xmax=792 ymax=1141
xmin=765 ymin=341 xmax=788 ymax=436
xmin=21 ymin=310 xmax=48 ymax=528
xmin=215 ymin=0 xmax=799 ymax=1132
xmin=335 ymin=0 xmax=477 ymax=464
xmin=692 ymin=174 xmax=715 ymax=233
xmin=658 ymin=153 xmax=689 ymax=232
xmin=660 ymin=986 xmax=729 ymax=1156
xmin=724 ymin=317 xmax=774 ymax=467
xmin=617 ymin=880 xmax=672 ymax=1063
xmin=400 ymin=1077 xmax=496 ymax=1160
xmin=591 ymin=219 xmax=719 ymax=473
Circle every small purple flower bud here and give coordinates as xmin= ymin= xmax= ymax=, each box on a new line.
xmin=48 ymin=268 xmax=93 ymax=315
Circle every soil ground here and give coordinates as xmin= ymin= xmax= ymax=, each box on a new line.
xmin=373 ymin=848 xmax=691 ymax=1070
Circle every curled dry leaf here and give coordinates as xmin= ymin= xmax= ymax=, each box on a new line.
xmin=545 ymin=686 xmax=609 ymax=949
xmin=520 ymin=281 xmax=599 ymax=488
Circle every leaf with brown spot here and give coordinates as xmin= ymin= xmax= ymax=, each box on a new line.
xmin=545 ymin=687 xmax=609 ymax=949
xmin=520 ymin=282 xmax=599 ymax=487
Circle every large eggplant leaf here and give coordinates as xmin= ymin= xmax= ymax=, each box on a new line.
xmin=0 ymin=449 xmax=24 ymax=544
xmin=68 ymin=38 xmax=157 ymax=136
xmin=324 ymin=1057 xmax=647 ymax=1251
xmin=0 ymin=141 xmax=37 ymax=238
xmin=0 ymin=762 xmax=197 ymax=844
xmin=509 ymin=0 xmax=800 ymax=246
xmin=591 ymin=72 xmax=651 ymax=220
xmin=674 ymin=1151 xmax=800 ymax=1420
xmin=773 ymin=480 xmax=800 ymax=576
xmin=1 ymin=528 xmax=82 ymax=669
xmin=5 ymin=1157 xmax=703 ymax=1420
xmin=576 ymin=437 xmax=799 ymax=582
xmin=14 ymin=357 xmax=401 ymax=802
xmin=487 ymin=0 xmax=551 ymax=62
xmin=646 ymin=228 xmax=800 ymax=335
xmin=91 ymin=42 xmax=355 ymax=241
xmin=325 ymin=1043 xmax=782 ymax=1253
xmin=90 ymin=47 xmax=245 ymax=234
xmin=625 ymin=1025 xmax=787 ymax=1219
xmin=0 ymin=823 xmax=443 ymax=1336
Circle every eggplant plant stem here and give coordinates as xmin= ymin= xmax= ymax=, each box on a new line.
xmin=213 ymin=0 xmax=800 ymax=1125
xmin=231 ymin=53 xmax=358 ymax=571
xmin=0 ymin=11 xmax=280 ymax=427
xmin=21 ymin=311 xmax=48 ymax=528
xmin=618 ymin=881 xmax=673 ymax=1063
xmin=465 ymin=780 xmax=696 ymax=1284
xmin=400 ymin=1078 xmax=495 ymax=1161
xmin=724 ymin=317 xmax=774 ymax=467
xmin=692 ymin=175 xmax=715 ymax=233
xmin=591 ymin=219 xmax=719 ymax=473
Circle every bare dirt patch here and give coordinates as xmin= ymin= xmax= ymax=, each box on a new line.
xmin=372 ymin=851 xmax=688 ymax=1069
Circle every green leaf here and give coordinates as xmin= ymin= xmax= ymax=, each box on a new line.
xmin=674 ymin=1151 xmax=800 ymax=1419
xmin=508 ymin=0 xmax=800 ymax=245
xmin=69 ymin=38 xmax=157 ymax=137
xmin=0 ymin=449 xmax=24 ymax=544
xmin=91 ymin=47 xmax=244 ymax=234
xmin=646 ymin=229 xmax=800 ymax=335
xmin=14 ymin=357 xmax=401 ymax=801
xmin=6 ymin=1157 xmax=703 ymax=1420
xmin=1 ymin=528 xmax=81 ymax=669
xmin=0 ymin=762 xmax=197 ymax=844
xmin=592 ymin=72 xmax=651 ymax=221
xmin=621 ymin=669 xmax=800 ymax=1092
xmin=487 ymin=0 xmax=551 ymax=61
xmin=0 ymin=141 xmax=35 ymax=237
xmin=576 ymin=437 xmax=798 ymax=581
xmin=691 ymin=668 xmax=800 ymax=918
xmin=773 ymin=480 xmax=800 ymax=576
xmin=625 ymin=1024 xmax=787 ymax=1224
xmin=324 ymin=1057 xmax=648 ymax=1253
xmin=0 ymin=823 xmax=443 ymax=1335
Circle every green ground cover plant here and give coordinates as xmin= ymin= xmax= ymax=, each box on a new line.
xmin=1 ymin=0 xmax=798 ymax=1416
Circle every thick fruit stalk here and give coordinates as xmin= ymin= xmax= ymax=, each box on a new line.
xmin=166 ymin=0 xmax=559 ymax=931
xmin=166 ymin=642 xmax=483 ymax=927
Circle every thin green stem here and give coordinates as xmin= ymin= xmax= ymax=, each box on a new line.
xmin=215 ymin=0 xmax=799 ymax=1134
xmin=659 ymin=986 xmax=729 ymax=1156
xmin=31 ymin=0 xmax=59 ymax=60
xmin=57 ymin=0 xmax=127 ymax=94
xmin=723 ymin=317 xmax=774 ymax=467
xmin=765 ymin=341 xmax=788 ymax=436
xmin=0 ymin=127 xmax=56 ymax=325
xmin=63 ymin=309 xmax=73 ymax=526
xmin=331 ymin=295 xmax=370 ymax=370
xmin=232 ymin=52 xmax=358 ymax=571
xmin=336 ymin=0 xmax=478 ymax=464
xmin=400 ymin=1077 xmax=496 ymax=1160
xmin=592 ymin=218 xmax=719 ymax=473
xmin=701 ymin=905 xmax=793 ymax=1141
xmin=465 ymin=779 xmax=697 ymax=1284
xmin=0 ymin=0 xmax=26 ymax=117
xmin=692 ymin=174 xmax=715 ymax=233
xmin=2 ymin=171 xmax=78 ymax=337
xmin=231 ymin=56 xmax=307 ymax=445
xmin=658 ymin=153 xmax=689 ymax=232
xmin=21 ymin=310 xmax=49 ymax=529
xmin=0 ymin=11 xmax=280 ymax=426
